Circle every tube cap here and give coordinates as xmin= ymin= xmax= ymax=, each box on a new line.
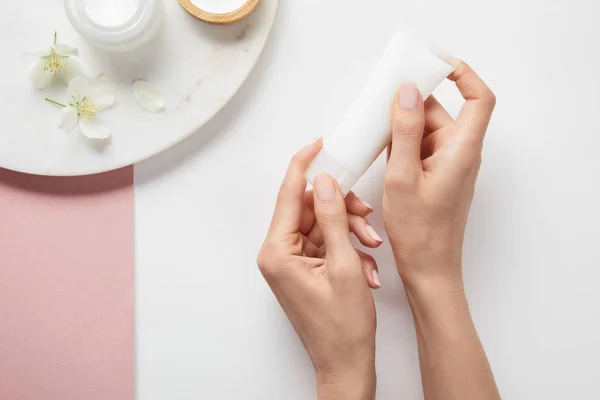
xmin=305 ymin=148 xmax=360 ymax=196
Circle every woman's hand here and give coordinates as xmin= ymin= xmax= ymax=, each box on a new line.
xmin=384 ymin=62 xmax=496 ymax=289
xmin=258 ymin=139 xmax=381 ymax=400
xmin=384 ymin=62 xmax=501 ymax=400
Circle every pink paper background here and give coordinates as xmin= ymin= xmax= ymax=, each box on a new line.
xmin=0 ymin=167 xmax=134 ymax=400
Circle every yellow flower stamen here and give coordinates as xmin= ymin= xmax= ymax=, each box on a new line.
xmin=73 ymin=96 xmax=99 ymax=121
xmin=44 ymin=48 xmax=64 ymax=75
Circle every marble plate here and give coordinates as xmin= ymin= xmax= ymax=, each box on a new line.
xmin=0 ymin=0 xmax=278 ymax=176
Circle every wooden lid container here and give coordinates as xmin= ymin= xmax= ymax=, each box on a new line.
xmin=178 ymin=0 xmax=260 ymax=24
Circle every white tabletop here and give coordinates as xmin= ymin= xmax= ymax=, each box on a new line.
xmin=134 ymin=0 xmax=600 ymax=398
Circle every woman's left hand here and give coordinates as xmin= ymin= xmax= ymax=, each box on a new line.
xmin=257 ymin=139 xmax=381 ymax=399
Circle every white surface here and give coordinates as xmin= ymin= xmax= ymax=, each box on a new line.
xmin=306 ymin=30 xmax=454 ymax=194
xmin=191 ymin=0 xmax=249 ymax=14
xmin=0 ymin=0 xmax=277 ymax=176
xmin=135 ymin=0 xmax=600 ymax=399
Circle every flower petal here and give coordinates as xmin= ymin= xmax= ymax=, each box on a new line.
xmin=59 ymin=106 xmax=79 ymax=134
xmin=28 ymin=59 xmax=53 ymax=90
xmin=59 ymin=58 xmax=86 ymax=85
xmin=79 ymin=118 xmax=110 ymax=139
xmin=132 ymin=80 xmax=166 ymax=113
xmin=53 ymin=44 xmax=79 ymax=57
xmin=89 ymin=77 xmax=116 ymax=111
xmin=66 ymin=76 xmax=89 ymax=99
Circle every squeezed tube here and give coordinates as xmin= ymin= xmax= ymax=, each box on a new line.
xmin=306 ymin=31 xmax=456 ymax=194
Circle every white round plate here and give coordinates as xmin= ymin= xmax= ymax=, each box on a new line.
xmin=0 ymin=0 xmax=278 ymax=176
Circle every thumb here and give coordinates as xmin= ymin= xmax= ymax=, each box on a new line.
xmin=312 ymin=173 xmax=354 ymax=258
xmin=389 ymin=82 xmax=426 ymax=175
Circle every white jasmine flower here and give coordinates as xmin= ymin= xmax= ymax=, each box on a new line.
xmin=46 ymin=76 xmax=116 ymax=139
xmin=29 ymin=32 xmax=84 ymax=90
xmin=132 ymin=80 xmax=166 ymax=113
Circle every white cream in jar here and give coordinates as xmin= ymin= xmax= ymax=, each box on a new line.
xmin=64 ymin=0 xmax=163 ymax=52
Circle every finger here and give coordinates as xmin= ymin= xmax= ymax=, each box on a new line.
xmin=305 ymin=223 xmax=324 ymax=247
xmin=299 ymin=191 xmax=316 ymax=235
xmin=306 ymin=214 xmax=382 ymax=249
xmin=304 ymin=190 xmax=373 ymax=217
xmin=312 ymin=173 xmax=355 ymax=258
xmin=449 ymin=62 xmax=496 ymax=143
xmin=357 ymin=250 xmax=381 ymax=289
xmin=420 ymin=128 xmax=451 ymax=161
xmin=303 ymin=190 xmax=373 ymax=239
xmin=349 ymin=215 xmax=383 ymax=248
xmin=301 ymin=235 xmax=323 ymax=258
xmin=345 ymin=192 xmax=374 ymax=216
xmin=424 ymin=96 xmax=454 ymax=133
xmin=389 ymin=82 xmax=426 ymax=176
xmin=269 ymin=139 xmax=323 ymax=236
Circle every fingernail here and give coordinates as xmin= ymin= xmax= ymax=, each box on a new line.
xmin=365 ymin=225 xmax=383 ymax=243
xmin=359 ymin=198 xmax=373 ymax=211
xmin=349 ymin=191 xmax=373 ymax=211
xmin=305 ymin=137 xmax=322 ymax=148
xmin=398 ymin=82 xmax=419 ymax=110
xmin=430 ymin=47 xmax=462 ymax=69
xmin=315 ymin=173 xmax=336 ymax=201
xmin=442 ymin=54 xmax=462 ymax=69
xmin=372 ymin=269 xmax=382 ymax=288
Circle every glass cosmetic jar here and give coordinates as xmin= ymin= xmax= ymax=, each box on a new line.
xmin=64 ymin=0 xmax=163 ymax=52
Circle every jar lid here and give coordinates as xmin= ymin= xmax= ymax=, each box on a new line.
xmin=178 ymin=0 xmax=259 ymax=24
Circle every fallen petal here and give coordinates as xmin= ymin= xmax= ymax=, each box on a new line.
xmin=132 ymin=80 xmax=166 ymax=113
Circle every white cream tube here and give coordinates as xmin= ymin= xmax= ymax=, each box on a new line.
xmin=306 ymin=31 xmax=456 ymax=194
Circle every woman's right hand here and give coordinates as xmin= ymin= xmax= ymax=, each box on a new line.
xmin=383 ymin=62 xmax=496 ymax=288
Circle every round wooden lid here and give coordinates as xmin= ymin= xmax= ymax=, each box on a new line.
xmin=178 ymin=0 xmax=260 ymax=24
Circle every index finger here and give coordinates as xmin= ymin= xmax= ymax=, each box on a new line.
xmin=449 ymin=62 xmax=497 ymax=143
xmin=303 ymin=190 xmax=374 ymax=218
xmin=268 ymin=139 xmax=323 ymax=236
